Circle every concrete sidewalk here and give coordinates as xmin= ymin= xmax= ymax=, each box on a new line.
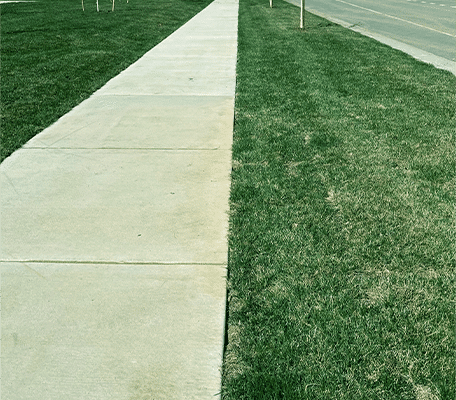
xmin=1 ymin=0 xmax=238 ymax=398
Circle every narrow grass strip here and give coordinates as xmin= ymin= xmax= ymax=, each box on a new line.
xmin=223 ymin=1 xmax=455 ymax=399
xmin=0 ymin=0 xmax=212 ymax=162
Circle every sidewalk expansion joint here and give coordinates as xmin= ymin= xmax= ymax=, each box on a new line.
xmin=0 ymin=259 xmax=227 ymax=266
xmin=21 ymin=147 xmax=224 ymax=151
xmin=95 ymin=93 xmax=236 ymax=97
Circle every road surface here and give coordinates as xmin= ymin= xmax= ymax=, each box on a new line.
xmin=287 ymin=0 xmax=455 ymax=62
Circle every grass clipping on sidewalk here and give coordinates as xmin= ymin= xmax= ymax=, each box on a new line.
xmin=223 ymin=1 xmax=455 ymax=399
xmin=0 ymin=0 xmax=212 ymax=162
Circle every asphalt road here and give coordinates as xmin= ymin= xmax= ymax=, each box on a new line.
xmin=286 ymin=0 xmax=456 ymax=62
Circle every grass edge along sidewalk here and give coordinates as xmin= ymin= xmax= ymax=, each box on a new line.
xmin=0 ymin=0 xmax=213 ymax=163
xmin=222 ymin=1 xmax=455 ymax=399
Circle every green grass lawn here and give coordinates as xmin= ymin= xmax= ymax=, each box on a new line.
xmin=0 ymin=0 xmax=212 ymax=162
xmin=222 ymin=1 xmax=455 ymax=399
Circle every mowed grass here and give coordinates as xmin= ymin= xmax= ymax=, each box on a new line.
xmin=0 ymin=0 xmax=212 ymax=162
xmin=223 ymin=1 xmax=455 ymax=399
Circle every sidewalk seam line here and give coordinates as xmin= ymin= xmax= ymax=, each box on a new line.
xmin=94 ymin=93 xmax=236 ymax=97
xmin=21 ymin=147 xmax=227 ymax=151
xmin=0 ymin=260 xmax=227 ymax=266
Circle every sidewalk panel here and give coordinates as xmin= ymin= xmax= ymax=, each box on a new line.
xmin=1 ymin=149 xmax=231 ymax=264
xmin=23 ymin=96 xmax=234 ymax=150
xmin=2 ymin=262 xmax=226 ymax=400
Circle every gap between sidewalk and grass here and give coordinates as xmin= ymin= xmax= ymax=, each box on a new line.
xmin=0 ymin=0 xmax=213 ymax=162
xmin=222 ymin=0 xmax=455 ymax=399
